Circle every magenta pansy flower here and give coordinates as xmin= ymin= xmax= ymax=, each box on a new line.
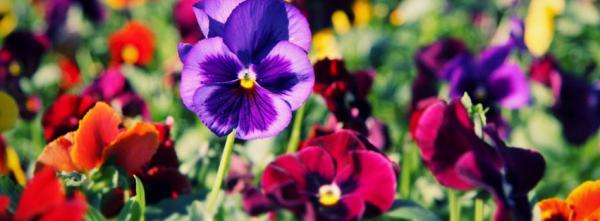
xmin=261 ymin=130 xmax=397 ymax=220
xmin=178 ymin=0 xmax=314 ymax=139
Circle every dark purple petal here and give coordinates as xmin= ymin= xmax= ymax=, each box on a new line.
xmin=486 ymin=62 xmax=530 ymax=109
xmin=1 ymin=31 xmax=48 ymax=78
xmin=415 ymin=38 xmax=467 ymax=79
xmin=223 ymin=0 xmax=289 ymax=64
xmin=253 ymin=41 xmax=314 ymax=110
xmin=75 ymin=0 xmax=105 ymax=24
xmin=180 ymin=37 xmax=243 ymax=111
xmin=478 ymin=44 xmax=512 ymax=77
xmin=177 ymin=43 xmax=193 ymax=61
xmin=235 ymin=86 xmax=292 ymax=139
xmin=334 ymin=151 xmax=396 ymax=217
xmin=446 ymin=53 xmax=478 ymax=99
xmin=83 ymin=68 xmax=127 ymax=100
xmin=139 ymin=167 xmax=192 ymax=204
xmin=191 ymin=83 xmax=243 ymax=136
xmin=242 ymin=186 xmax=275 ymax=216
xmin=192 ymin=0 xmax=245 ymax=37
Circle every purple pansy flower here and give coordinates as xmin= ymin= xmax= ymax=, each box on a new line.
xmin=44 ymin=0 xmax=105 ymax=40
xmin=261 ymin=130 xmax=397 ymax=220
xmin=530 ymin=56 xmax=600 ymax=145
xmin=412 ymin=99 xmax=545 ymax=221
xmin=179 ymin=0 xmax=314 ymax=139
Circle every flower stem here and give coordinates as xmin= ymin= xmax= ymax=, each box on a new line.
xmin=206 ymin=130 xmax=237 ymax=217
xmin=448 ymin=189 xmax=461 ymax=221
xmin=474 ymin=197 xmax=484 ymax=221
xmin=286 ymin=104 xmax=306 ymax=153
xmin=400 ymin=144 xmax=412 ymax=198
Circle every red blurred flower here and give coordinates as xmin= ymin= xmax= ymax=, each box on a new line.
xmin=42 ymin=94 xmax=97 ymax=142
xmin=108 ymin=21 xmax=155 ymax=66
xmin=11 ymin=167 xmax=87 ymax=221
xmin=58 ymin=58 xmax=81 ymax=90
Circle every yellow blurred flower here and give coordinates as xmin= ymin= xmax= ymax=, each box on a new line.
xmin=525 ymin=0 xmax=565 ymax=56
xmin=332 ymin=10 xmax=351 ymax=34
xmin=0 ymin=146 xmax=26 ymax=185
xmin=353 ymin=0 xmax=372 ymax=27
xmin=0 ymin=1 xmax=16 ymax=37
xmin=106 ymin=0 xmax=145 ymax=10
xmin=311 ymin=29 xmax=342 ymax=61
xmin=0 ymin=91 xmax=18 ymax=132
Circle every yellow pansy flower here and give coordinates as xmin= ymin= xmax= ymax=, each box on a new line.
xmin=524 ymin=0 xmax=565 ymax=56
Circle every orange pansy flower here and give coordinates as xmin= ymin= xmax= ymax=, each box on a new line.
xmin=536 ymin=180 xmax=600 ymax=221
xmin=108 ymin=21 xmax=155 ymax=66
xmin=37 ymin=102 xmax=160 ymax=174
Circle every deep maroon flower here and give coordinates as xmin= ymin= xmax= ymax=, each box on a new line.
xmin=42 ymin=94 xmax=97 ymax=142
xmin=83 ymin=68 xmax=150 ymax=119
xmin=530 ymin=56 xmax=600 ymax=145
xmin=412 ymin=99 xmax=545 ymax=221
xmin=0 ymin=31 xmax=48 ymax=79
xmin=137 ymin=121 xmax=192 ymax=204
xmin=261 ymin=130 xmax=397 ymax=220
xmin=312 ymin=58 xmax=386 ymax=144
xmin=179 ymin=0 xmax=314 ymax=139
xmin=410 ymin=38 xmax=466 ymax=113
xmin=173 ymin=0 xmax=204 ymax=44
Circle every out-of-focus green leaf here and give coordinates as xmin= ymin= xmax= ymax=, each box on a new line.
xmin=134 ymin=175 xmax=146 ymax=216
xmin=0 ymin=176 xmax=22 ymax=212
xmin=385 ymin=199 xmax=441 ymax=221
xmin=84 ymin=205 xmax=106 ymax=221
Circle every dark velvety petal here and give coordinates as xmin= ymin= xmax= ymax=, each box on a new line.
xmin=552 ymin=74 xmax=600 ymax=145
xmin=529 ymin=55 xmax=559 ymax=87
xmin=75 ymin=0 xmax=105 ymax=24
xmin=223 ymin=0 xmax=289 ymax=64
xmin=192 ymin=0 xmax=245 ymax=37
xmin=487 ymin=62 xmax=530 ymax=109
xmin=313 ymin=59 xmax=351 ymax=95
xmin=415 ymin=38 xmax=466 ymax=79
xmin=235 ymin=86 xmax=292 ymax=139
xmin=409 ymin=73 xmax=439 ymax=114
xmin=2 ymin=31 xmax=48 ymax=78
xmin=413 ymin=99 xmax=483 ymax=190
xmin=180 ymin=37 xmax=243 ymax=112
xmin=114 ymin=92 xmax=150 ymax=119
xmin=318 ymin=194 xmax=365 ymax=221
xmin=42 ymin=94 xmax=96 ymax=142
xmin=446 ymin=54 xmax=479 ymax=99
xmin=253 ymin=41 xmax=314 ymax=110
xmin=139 ymin=167 xmax=192 ymax=204
xmin=351 ymin=69 xmax=375 ymax=100
xmin=334 ymin=151 xmax=396 ymax=217
xmin=190 ymin=83 xmax=242 ymax=137
xmin=242 ymin=186 xmax=275 ymax=216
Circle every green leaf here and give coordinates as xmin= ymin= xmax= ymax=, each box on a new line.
xmin=134 ymin=175 xmax=146 ymax=215
xmin=116 ymin=199 xmax=142 ymax=221
xmin=0 ymin=176 xmax=23 ymax=212
xmin=84 ymin=205 xmax=106 ymax=221
xmin=385 ymin=199 xmax=441 ymax=221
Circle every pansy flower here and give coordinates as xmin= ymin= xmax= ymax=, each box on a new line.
xmin=137 ymin=121 xmax=192 ymax=204
xmin=173 ymin=0 xmax=204 ymax=44
xmin=410 ymin=38 xmax=466 ymax=113
xmin=535 ymin=180 xmax=600 ymax=221
xmin=179 ymin=0 xmax=314 ymax=139
xmin=529 ymin=56 xmax=600 ymax=145
xmin=261 ymin=130 xmax=397 ymax=220
xmin=58 ymin=57 xmax=82 ymax=91
xmin=83 ymin=68 xmax=150 ymax=119
xmin=43 ymin=0 xmax=105 ymax=40
xmin=42 ymin=94 xmax=97 ymax=142
xmin=37 ymin=102 xmax=160 ymax=175
xmin=108 ymin=21 xmax=155 ymax=66
xmin=0 ymin=31 xmax=48 ymax=79
xmin=9 ymin=167 xmax=87 ymax=221
xmin=412 ymin=98 xmax=545 ymax=221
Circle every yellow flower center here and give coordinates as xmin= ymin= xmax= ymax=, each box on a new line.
xmin=121 ymin=44 xmax=140 ymax=65
xmin=239 ymin=71 xmax=256 ymax=89
xmin=8 ymin=61 xmax=20 ymax=77
xmin=319 ymin=184 xmax=341 ymax=206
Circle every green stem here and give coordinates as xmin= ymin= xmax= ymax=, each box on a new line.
xmin=448 ymin=189 xmax=461 ymax=221
xmin=474 ymin=197 xmax=484 ymax=221
xmin=286 ymin=104 xmax=306 ymax=153
xmin=400 ymin=144 xmax=412 ymax=198
xmin=205 ymin=130 xmax=237 ymax=217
